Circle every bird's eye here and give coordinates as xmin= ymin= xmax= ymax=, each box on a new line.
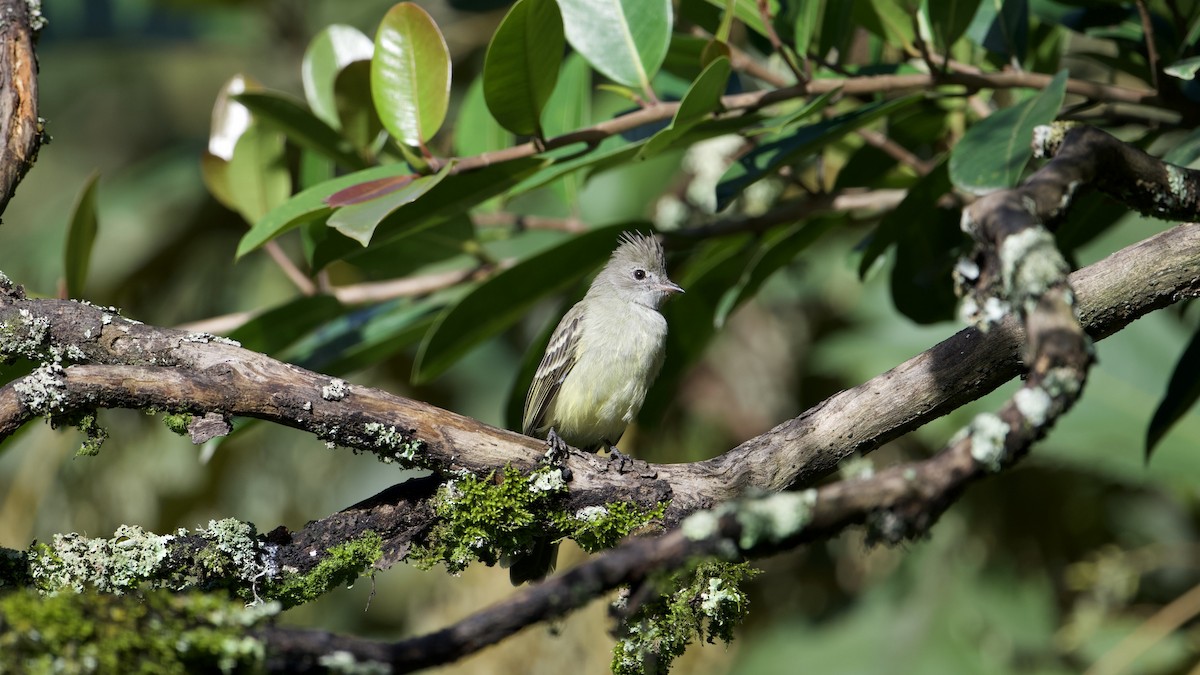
xmin=633 ymin=269 xmax=646 ymax=280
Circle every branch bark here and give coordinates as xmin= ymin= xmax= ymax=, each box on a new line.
xmin=0 ymin=0 xmax=43 ymax=218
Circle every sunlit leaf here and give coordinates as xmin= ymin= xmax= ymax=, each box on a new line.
xmin=311 ymin=157 xmax=549 ymax=270
xmin=412 ymin=224 xmax=633 ymax=383
xmin=327 ymin=161 xmax=455 ymax=246
xmin=716 ymin=95 xmax=920 ymax=210
xmin=1147 ymin=327 xmax=1200 ymax=460
xmin=234 ymin=91 xmax=366 ymax=169
xmin=557 ymin=0 xmax=671 ymax=94
xmin=1165 ymin=56 xmax=1200 ymax=81
xmin=371 ymin=2 xmax=451 ymax=147
xmin=236 ymin=164 xmax=410 ymax=258
xmin=949 ymin=69 xmax=1067 ymax=194
xmin=483 ymin=0 xmax=564 ymax=137
xmin=301 ymin=24 xmax=374 ymax=128
xmin=638 ymin=56 xmax=731 ymax=160
xmin=326 ymin=174 xmax=418 ymax=206
xmin=63 ymin=172 xmax=101 ymax=299
xmin=206 ymin=74 xmax=255 ymax=162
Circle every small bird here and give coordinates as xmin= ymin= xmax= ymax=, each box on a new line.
xmin=507 ymin=231 xmax=683 ymax=584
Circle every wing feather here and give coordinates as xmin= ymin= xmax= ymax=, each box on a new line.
xmin=522 ymin=304 xmax=584 ymax=437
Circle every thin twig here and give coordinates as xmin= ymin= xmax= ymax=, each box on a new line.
xmin=1086 ymin=582 xmax=1200 ymax=675
xmin=1135 ymin=0 xmax=1162 ymax=92
xmin=263 ymin=241 xmax=317 ymax=295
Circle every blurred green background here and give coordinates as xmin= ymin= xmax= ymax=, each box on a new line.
xmin=2 ymin=1 xmax=1200 ymax=673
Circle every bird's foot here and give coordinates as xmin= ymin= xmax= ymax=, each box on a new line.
xmin=604 ymin=444 xmax=632 ymax=474
xmin=542 ymin=428 xmax=572 ymax=480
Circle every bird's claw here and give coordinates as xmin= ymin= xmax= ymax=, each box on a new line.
xmin=543 ymin=428 xmax=571 ymax=479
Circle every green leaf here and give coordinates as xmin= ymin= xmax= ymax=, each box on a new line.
xmin=1165 ymin=55 xmax=1200 ymax=81
xmin=716 ymin=94 xmax=921 ymax=210
xmin=457 ymin=77 xmax=514 ymax=157
xmin=334 ymin=61 xmax=385 ymax=154
xmin=949 ymin=69 xmax=1067 ymax=194
xmin=702 ymin=0 xmax=779 ymax=40
xmin=744 ymin=87 xmax=839 ymax=137
xmin=483 ymin=0 xmax=564 ymax=137
xmin=1146 ymin=327 xmax=1200 ymax=460
xmin=225 ymin=123 xmax=291 ymax=224
xmin=557 ymin=0 xmax=672 ymax=94
xmin=713 ymin=217 xmax=835 ymax=328
xmin=342 ymin=214 xmax=475 ymax=278
xmin=236 ymin=164 xmax=410 ymax=258
xmin=327 ymin=161 xmax=455 ymax=246
xmin=917 ymin=0 xmax=979 ymax=55
xmin=412 ymin=224 xmax=633 ymax=383
xmin=284 ymin=292 xmax=459 ymax=376
xmin=234 ymin=91 xmax=366 ymax=169
xmin=888 ymin=163 xmax=963 ymax=324
xmin=311 ymin=157 xmax=550 ymax=270
xmin=965 ymin=0 xmax=1029 ymax=63
xmin=301 ymin=24 xmax=374 ymax=129
xmin=228 ymin=295 xmax=346 ymax=355
xmin=371 ymin=2 xmax=451 ymax=147
xmin=638 ymin=56 xmax=730 ymax=160
xmin=793 ymin=0 xmax=823 ymax=57
xmin=541 ymin=52 xmax=592 ymax=207
xmin=63 ymin=172 xmax=101 ymax=299
xmin=865 ymin=0 xmax=917 ymax=50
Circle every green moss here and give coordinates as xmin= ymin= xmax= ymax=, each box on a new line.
xmin=0 ymin=587 xmax=277 ymax=673
xmin=551 ymin=502 xmax=668 ymax=554
xmin=161 ymin=412 xmax=193 ymax=436
xmin=612 ymin=560 xmax=758 ymax=675
xmin=409 ymin=465 xmax=568 ymax=573
xmin=265 ymin=532 xmax=383 ymax=608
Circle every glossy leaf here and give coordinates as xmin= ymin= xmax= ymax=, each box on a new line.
xmin=714 ymin=217 xmax=836 ymax=328
xmin=236 ymin=164 xmax=410 ymax=258
xmin=326 ymin=174 xmax=417 ymax=206
xmin=371 ymin=2 xmax=451 ymax=147
xmin=225 ymin=123 xmax=291 ymax=224
xmin=234 ymin=91 xmax=366 ymax=169
xmin=638 ymin=56 xmax=731 ymax=159
xmin=63 ymin=172 xmax=101 ymax=299
xmin=483 ymin=0 xmax=564 ymax=137
xmin=557 ymin=0 xmax=671 ymax=94
xmin=457 ymin=77 xmax=514 ymax=157
xmin=1147 ymin=327 xmax=1200 ymax=460
xmin=301 ymin=24 xmax=374 ymax=128
xmin=949 ymin=69 xmax=1067 ymax=194
xmin=206 ymin=74 xmax=255 ymax=162
xmin=412 ymin=224 xmax=633 ymax=383
xmin=716 ymin=95 xmax=920 ymax=210
xmin=540 ymin=52 xmax=592 ymax=207
xmin=327 ymin=161 xmax=455 ymax=246
xmin=311 ymin=157 xmax=549 ymax=270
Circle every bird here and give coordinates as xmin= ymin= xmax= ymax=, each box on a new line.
xmin=506 ymin=231 xmax=683 ymax=584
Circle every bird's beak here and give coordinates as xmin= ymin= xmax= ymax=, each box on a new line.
xmin=660 ymin=280 xmax=684 ymax=295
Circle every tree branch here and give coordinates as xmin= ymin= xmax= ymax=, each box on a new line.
xmin=0 ymin=0 xmax=44 ymax=218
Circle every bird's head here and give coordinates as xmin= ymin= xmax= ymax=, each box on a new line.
xmin=593 ymin=232 xmax=684 ymax=310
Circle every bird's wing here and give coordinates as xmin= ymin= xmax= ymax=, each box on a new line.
xmin=522 ymin=303 xmax=585 ymax=437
